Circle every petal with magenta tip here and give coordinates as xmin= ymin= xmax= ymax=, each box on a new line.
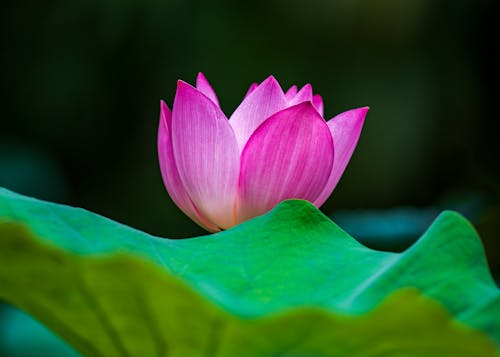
xmin=244 ymin=82 xmax=259 ymax=98
xmin=285 ymin=85 xmax=298 ymax=101
xmin=230 ymin=75 xmax=288 ymax=152
xmin=314 ymin=107 xmax=369 ymax=207
xmin=237 ymin=102 xmax=334 ymax=222
xmin=196 ymin=72 xmax=220 ymax=107
xmin=312 ymin=94 xmax=324 ymax=117
xmin=157 ymin=101 xmax=220 ymax=232
xmin=172 ymin=81 xmax=240 ymax=229
xmin=288 ymin=84 xmax=313 ymax=106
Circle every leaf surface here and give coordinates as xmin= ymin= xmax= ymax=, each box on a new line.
xmin=0 ymin=187 xmax=499 ymax=356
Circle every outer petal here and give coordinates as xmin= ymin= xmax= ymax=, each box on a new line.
xmin=229 ymin=75 xmax=288 ymax=151
xmin=196 ymin=72 xmax=220 ymax=107
xmin=312 ymin=94 xmax=324 ymax=117
xmin=288 ymin=83 xmax=313 ymax=106
xmin=313 ymin=107 xmax=369 ymax=207
xmin=285 ymin=85 xmax=298 ymax=101
xmin=157 ymin=101 xmax=220 ymax=232
xmin=172 ymin=81 xmax=240 ymax=229
xmin=244 ymin=82 xmax=258 ymax=98
xmin=237 ymin=102 xmax=334 ymax=222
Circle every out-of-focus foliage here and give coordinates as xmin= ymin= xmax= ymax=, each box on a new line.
xmin=1 ymin=188 xmax=499 ymax=356
xmin=332 ymin=192 xmax=486 ymax=251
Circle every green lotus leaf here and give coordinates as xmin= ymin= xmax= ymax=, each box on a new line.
xmin=0 ymin=187 xmax=499 ymax=356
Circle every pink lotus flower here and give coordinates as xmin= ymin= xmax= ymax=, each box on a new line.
xmin=158 ymin=73 xmax=368 ymax=232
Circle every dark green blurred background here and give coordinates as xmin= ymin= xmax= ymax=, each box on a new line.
xmin=0 ymin=0 xmax=498 ymax=272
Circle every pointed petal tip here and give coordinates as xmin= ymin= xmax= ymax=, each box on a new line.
xmin=194 ymin=72 xmax=220 ymax=107
xmin=176 ymin=80 xmax=200 ymax=96
xmin=329 ymin=106 xmax=370 ymax=123
xmin=311 ymin=95 xmax=324 ymax=118
xmin=287 ymin=101 xmax=325 ymax=119
xmin=196 ymin=72 xmax=206 ymax=85
xmin=262 ymin=74 xmax=279 ymax=86
xmin=244 ymin=82 xmax=259 ymax=98
xmin=265 ymin=75 xmax=285 ymax=94
xmin=159 ymin=100 xmax=171 ymax=126
xmin=160 ymin=99 xmax=169 ymax=110
xmin=287 ymin=83 xmax=314 ymax=107
xmin=230 ymin=75 xmax=288 ymax=150
xmin=355 ymin=106 xmax=370 ymax=115
xmin=353 ymin=106 xmax=370 ymax=121
xmin=196 ymin=71 xmax=210 ymax=85
xmin=285 ymin=85 xmax=299 ymax=101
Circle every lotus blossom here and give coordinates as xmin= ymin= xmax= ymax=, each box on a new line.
xmin=158 ymin=73 xmax=368 ymax=232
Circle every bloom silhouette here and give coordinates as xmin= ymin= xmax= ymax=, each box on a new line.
xmin=158 ymin=73 xmax=368 ymax=232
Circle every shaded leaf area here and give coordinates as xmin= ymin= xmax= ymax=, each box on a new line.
xmin=0 ymin=222 xmax=497 ymax=357
xmin=0 ymin=187 xmax=499 ymax=353
xmin=0 ymin=304 xmax=81 ymax=357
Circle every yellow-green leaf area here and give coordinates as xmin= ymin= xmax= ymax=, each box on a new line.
xmin=0 ymin=187 xmax=499 ymax=356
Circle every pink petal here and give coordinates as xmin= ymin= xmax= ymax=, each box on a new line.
xmin=237 ymin=102 xmax=334 ymax=222
xmin=314 ymin=107 xmax=369 ymax=207
xmin=157 ymin=101 xmax=220 ymax=232
xmin=244 ymin=82 xmax=258 ymax=98
xmin=285 ymin=85 xmax=298 ymax=101
xmin=196 ymin=72 xmax=220 ymax=107
xmin=172 ymin=81 xmax=240 ymax=229
xmin=288 ymin=84 xmax=313 ymax=106
xmin=229 ymin=75 xmax=288 ymax=151
xmin=312 ymin=94 xmax=324 ymax=117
